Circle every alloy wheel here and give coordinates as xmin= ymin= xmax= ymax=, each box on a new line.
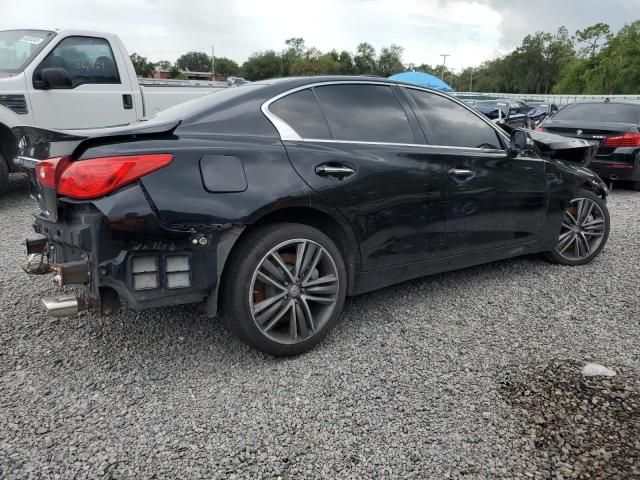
xmin=556 ymin=197 xmax=606 ymax=261
xmin=249 ymin=238 xmax=340 ymax=345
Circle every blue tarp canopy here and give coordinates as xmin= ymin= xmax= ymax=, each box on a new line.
xmin=389 ymin=71 xmax=454 ymax=92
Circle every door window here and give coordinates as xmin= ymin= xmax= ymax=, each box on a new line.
xmin=314 ymin=84 xmax=415 ymax=143
xmin=35 ymin=36 xmax=120 ymax=87
xmin=269 ymin=89 xmax=331 ymax=139
xmin=406 ymin=88 xmax=502 ymax=149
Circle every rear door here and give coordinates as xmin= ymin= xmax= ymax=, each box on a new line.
xmin=267 ymin=83 xmax=449 ymax=271
xmin=26 ymin=35 xmax=138 ymax=129
xmin=403 ymin=87 xmax=548 ymax=255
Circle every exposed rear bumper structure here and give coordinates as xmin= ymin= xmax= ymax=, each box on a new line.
xmin=22 ymin=184 xmax=236 ymax=319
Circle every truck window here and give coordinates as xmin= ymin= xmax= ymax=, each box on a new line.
xmin=34 ymin=36 xmax=120 ymax=87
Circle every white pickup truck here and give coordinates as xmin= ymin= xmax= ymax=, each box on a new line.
xmin=0 ymin=28 xmax=226 ymax=193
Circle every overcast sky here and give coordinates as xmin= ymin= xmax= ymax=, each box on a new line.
xmin=2 ymin=0 xmax=639 ymax=70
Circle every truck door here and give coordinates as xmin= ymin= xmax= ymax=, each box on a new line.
xmin=26 ymin=35 xmax=138 ymax=129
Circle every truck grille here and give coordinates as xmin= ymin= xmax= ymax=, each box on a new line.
xmin=0 ymin=94 xmax=28 ymax=114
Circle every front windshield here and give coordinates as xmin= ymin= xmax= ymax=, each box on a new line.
xmin=0 ymin=30 xmax=55 ymax=72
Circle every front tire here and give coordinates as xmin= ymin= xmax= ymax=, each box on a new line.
xmin=221 ymin=223 xmax=347 ymax=355
xmin=545 ymin=190 xmax=610 ymax=266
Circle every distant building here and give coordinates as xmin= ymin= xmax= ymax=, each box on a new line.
xmin=151 ymin=67 xmax=227 ymax=82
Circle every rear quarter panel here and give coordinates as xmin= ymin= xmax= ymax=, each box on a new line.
xmin=79 ymin=135 xmax=318 ymax=227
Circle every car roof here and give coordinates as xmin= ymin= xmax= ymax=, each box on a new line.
xmin=252 ymin=75 xmax=449 ymax=95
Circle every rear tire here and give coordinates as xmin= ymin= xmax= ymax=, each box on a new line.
xmin=221 ymin=223 xmax=347 ymax=355
xmin=545 ymin=190 xmax=609 ymax=266
xmin=0 ymin=153 xmax=8 ymax=195
xmin=630 ymin=181 xmax=640 ymax=191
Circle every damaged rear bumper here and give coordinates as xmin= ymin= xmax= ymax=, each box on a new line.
xmin=24 ymin=184 xmax=242 ymax=317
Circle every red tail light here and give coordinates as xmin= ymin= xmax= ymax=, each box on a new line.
xmin=534 ymin=126 xmax=545 ymax=132
xmin=602 ymin=132 xmax=640 ymax=148
xmin=35 ymin=156 xmax=68 ymax=189
xmin=37 ymin=154 xmax=173 ymax=199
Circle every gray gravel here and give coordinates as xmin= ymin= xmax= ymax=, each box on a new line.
xmin=1 ymin=173 xmax=639 ymax=479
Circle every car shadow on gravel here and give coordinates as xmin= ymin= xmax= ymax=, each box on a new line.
xmin=501 ymin=360 xmax=640 ymax=480
xmin=76 ymin=253 xmax=553 ymax=365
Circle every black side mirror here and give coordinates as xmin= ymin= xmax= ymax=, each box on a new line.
xmin=509 ymin=129 xmax=533 ymax=157
xmin=34 ymin=67 xmax=72 ymax=90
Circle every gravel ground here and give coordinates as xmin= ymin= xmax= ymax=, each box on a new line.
xmin=1 ymin=173 xmax=639 ymax=479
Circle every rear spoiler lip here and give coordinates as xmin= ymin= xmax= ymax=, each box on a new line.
xmin=12 ymin=120 xmax=181 ymax=160
xmin=56 ymin=119 xmax=181 ymax=138
xmin=12 ymin=119 xmax=181 ymax=142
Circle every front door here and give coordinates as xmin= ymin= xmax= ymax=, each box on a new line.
xmin=402 ymin=86 xmax=548 ymax=255
xmin=26 ymin=35 xmax=138 ymax=129
xmin=441 ymin=149 xmax=547 ymax=254
xmin=267 ymin=83 xmax=448 ymax=271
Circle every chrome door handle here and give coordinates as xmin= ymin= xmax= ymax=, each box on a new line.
xmin=448 ymin=168 xmax=475 ymax=179
xmin=315 ymin=164 xmax=355 ymax=179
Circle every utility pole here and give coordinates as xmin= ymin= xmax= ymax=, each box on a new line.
xmin=469 ymin=68 xmax=473 ymax=92
xmin=211 ymin=45 xmax=215 ymax=77
xmin=439 ymin=54 xmax=450 ymax=80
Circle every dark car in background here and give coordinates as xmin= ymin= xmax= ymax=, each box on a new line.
xmin=526 ymin=101 xmax=559 ymax=129
xmin=475 ymin=99 xmax=534 ymax=129
xmin=15 ymin=77 xmax=609 ymax=355
xmin=538 ymin=100 xmax=640 ymax=189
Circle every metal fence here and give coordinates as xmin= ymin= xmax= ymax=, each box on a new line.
xmin=455 ymin=92 xmax=640 ymax=105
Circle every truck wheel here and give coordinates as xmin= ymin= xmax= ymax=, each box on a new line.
xmin=545 ymin=190 xmax=609 ymax=266
xmin=221 ymin=223 xmax=347 ymax=356
xmin=0 ymin=153 xmax=8 ymax=194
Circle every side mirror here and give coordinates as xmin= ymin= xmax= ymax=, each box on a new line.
xmin=509 ymin=129 xmax=533 ymax=157
xmin=34 ymin=67 xmax=72 ymax=90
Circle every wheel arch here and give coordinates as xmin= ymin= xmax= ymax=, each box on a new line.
xmin=0 ymin=122 xmax=17 ymax=171
xmin=205 ymin=204 xmax=361 ymax=317
xmin=579 ymin=178 xmax=608 ymax=199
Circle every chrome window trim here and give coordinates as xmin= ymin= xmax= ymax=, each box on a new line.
xmin=261 ymin=79 xmax=511 ymax=152
xmin=288 ymin=137 xmax=507 ymax=154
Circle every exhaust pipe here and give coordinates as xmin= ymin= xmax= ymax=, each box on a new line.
xmin=41 ymin=295 xmax=89 ymax=318
xmin=610 ymin=174 xmax=618 ymax=180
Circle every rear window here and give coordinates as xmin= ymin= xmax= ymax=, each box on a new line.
xmin=149 ymin=84 xmax=264 ymax=122
xmin=553 ymin=103 xmax=640 ymax=124
xmin=269 ymin=89 xmax=331 ymax=139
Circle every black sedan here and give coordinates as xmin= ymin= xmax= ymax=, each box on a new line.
xmin=15 ymin=77 xmax=610 ymax=355
xmin=538 ymin=100 xmax=640 ymax=189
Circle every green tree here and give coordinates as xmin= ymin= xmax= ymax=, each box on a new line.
xmin=176 ymin=51 xmax=212 ymax=72
xmin=337 ymin=50 xmax=355 ymax=74
xmin=354 ymin=42 xmax=377 ymax=74
xmin=377 ymin=44 xmax=404 ymax=76
xmin=129 ymin=53 xmax=154 ymax=77
xmin=154 ymin=60 xmax=172 ymax=70
xmin=555 ymin=20 xmax=640 ymax=94
xmin=241 ymin=50 xmax=282 ymax=80
xmin=282 ymin=37 xmax=306 ymax=76
xmin=214 ymin=57 xmax=240 ymax=76
xmin=575 ymin=23 xmax=611 ymax=57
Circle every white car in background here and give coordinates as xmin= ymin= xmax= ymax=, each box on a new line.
xmin=0 ymin=28 xmax=227 ymax=193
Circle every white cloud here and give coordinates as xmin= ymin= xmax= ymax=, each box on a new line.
xmin=1 ymin=0 xmax=637 ymax=70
